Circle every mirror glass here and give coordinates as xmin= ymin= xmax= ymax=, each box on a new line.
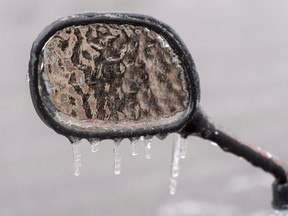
xmin=38 ymin=23 xmax=189 ymax=132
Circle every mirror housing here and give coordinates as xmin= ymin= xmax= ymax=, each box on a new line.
xmin=29 ymin=12 xmax=200 ymax=140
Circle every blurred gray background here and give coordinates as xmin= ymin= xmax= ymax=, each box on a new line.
xmin=1 ymin=0 xmax=288 ymax=215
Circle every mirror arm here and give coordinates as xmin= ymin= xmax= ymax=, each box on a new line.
xmin=180 ymin=108 xmax=288 ymax=209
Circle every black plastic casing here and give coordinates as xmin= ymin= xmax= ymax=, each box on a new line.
xmin=29 ymin=12 xmax=201 ymax=140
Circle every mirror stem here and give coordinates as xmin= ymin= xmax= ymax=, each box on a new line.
xmin=181 ymin=108 xmax=288 ymax=209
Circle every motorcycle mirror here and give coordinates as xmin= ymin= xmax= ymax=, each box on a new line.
xmin=29 ymin=12 xmax=200 ymax=140
xmin=28 ymin=12 xmax=288 ymax=210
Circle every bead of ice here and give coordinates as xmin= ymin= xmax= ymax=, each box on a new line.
xmin=156 ymin=134 xmax=168 ymax=140
xmin=90 ymin=139 xmax=100 ymax=153
xmin=72 ymin=140 xmax=81 ymax=176
xmin=169 ymin=178 xmax=178 ymax=195
xmin=26 ymin=72 xmax=30 ymax=82
xmin=210 ymin=141 xmax=219 ymax=147
xmin=114 ymin=140 xmax=122 ymax=175
xmin=179 ymin=136 xmax=188 ymax=159
xmin=169 ymin=134 xmax=182 ymax=195
xmin=130 ymin=138 xmax=138 ymax=156
xmin=141 ymin=136 xmax=152 ymax=159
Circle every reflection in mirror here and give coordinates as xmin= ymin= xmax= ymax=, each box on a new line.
xmin=39 ymin=24 xmax=189 ymax=132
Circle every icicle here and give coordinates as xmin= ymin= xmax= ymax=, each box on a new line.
xmin=90 ymin=139 xmax=100 ymax=153
xmin=169 ymin=134 xmax=182 ymax=195
xmin=179 ymin=136 xmax=188 ymax=159
xmin=169 ymin=178 xmax=177 ymax=195
xmin=142 ymin=136 xmax=152 ymax=159
xmin=72 ymin=139 xmax=81 ymax=176
xmin=114 ymin=139 xmax=122 ymax=175
xmin=130 ymin=138 xmax=138 ymax=156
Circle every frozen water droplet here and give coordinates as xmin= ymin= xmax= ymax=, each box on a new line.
xmin=114 ymin=139 xmax=122 ymax=175
xmin=179 ymin=136 xmax=188 ymax=159
xmin=169 ymin=134 xmax=181 ymax=195
xmin=130 ymin=138 xmax=139 ymax=156
xmin=156 ymin=34 xmax=169 ymax=48
xmin=72 ymin=139 xmax=81 ymax=176
xmin=26 ymin=72 xmax=30 ymax=82
xmin=143 ymin=137 xmax=152 ymax=159
xmin=156 ymin=133 xmax=168 ymax=140
xmin=210 ymin=141 xmax=218 ymax=147
xmin=169 ymin=178 xmax=177 ymax=195
xmin=89 ymin=139 xmax=100 ymax=153
xmin=266 ymin=151 xmax=273 ymax=159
